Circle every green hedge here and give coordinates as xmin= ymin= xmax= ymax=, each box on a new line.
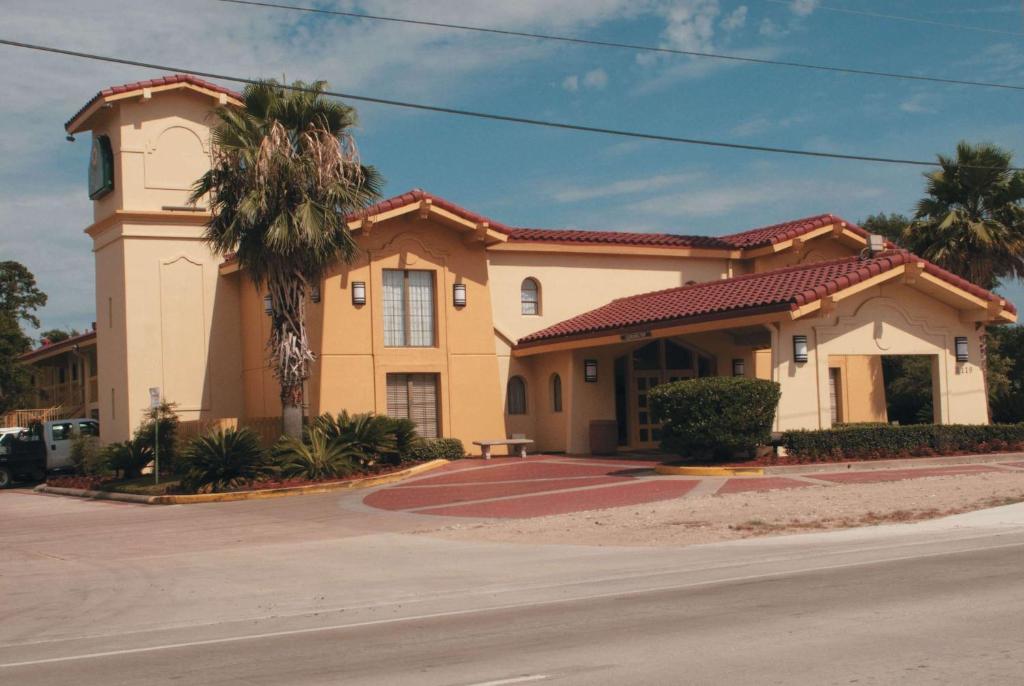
xmin=405 ymin=438 xmax=465 ymax=462
xmin=781 ymin=423 xmax=1024 ymax=462
xmin=650 ymin=377 xmax=781 ymax=460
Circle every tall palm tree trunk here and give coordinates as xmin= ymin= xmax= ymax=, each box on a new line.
xmin=268 ymin=274 xmax=313 ymax=438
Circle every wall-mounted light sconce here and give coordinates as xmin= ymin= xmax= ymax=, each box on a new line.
xmin=584 ymin=359 xmax=598 ymax=383
xmin=732 ymin=358 xmax=745 ymax=376
xmin=351 ymin=281 xmax=366 ymax=306
xmin=453 ymin=283 xmax=467 ymax=308
xmin=793 ymin=335 xmax=808 ymax=364
xmin=311 ymin=286 xmax=321 ymax=304
xmin=955 ymin=336 xmax=969 ymax=363
xmin=263 ymin=294 xmax=273 ymax=315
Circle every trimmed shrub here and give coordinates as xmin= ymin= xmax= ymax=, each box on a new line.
xmin=649 ymin=377 xmax=781 ymax=460
xmin=780 ymin=423 xmax=1024 ymax=462
xmin=272 ymin=430 xmax=360 ymax=481
xmin=405 ymin=438 xmax=465 ymax=462
xmin=180 ymin=428 xmax=274 ymax=493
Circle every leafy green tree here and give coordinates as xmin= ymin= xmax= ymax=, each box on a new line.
xmin=0 ymin=261 xmax=46 ymax=413
xmin=860 ymin=212 xmax=910 ymax=245
xmin=38 ymin=328 xmax=80 ymax=345
xmin=987 ymin=325 xmax=1024 ymax=422
xmin=191 ymin=80 xmax=382 ymax=438
xmin=902 ymin=142 xmax=1024 ymax=290
xmin=881 ymin=356 xmax=934 ymax=425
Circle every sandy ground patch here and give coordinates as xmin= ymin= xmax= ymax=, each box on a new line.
xmin=423 ymin=471 xmax=1024 ymax=547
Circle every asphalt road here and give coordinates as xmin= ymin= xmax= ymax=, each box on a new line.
xmin=3 ymin=490 xmax=1024 ymax=685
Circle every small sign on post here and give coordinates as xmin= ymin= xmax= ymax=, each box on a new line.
xmin=149 ymin=387 xmax=161 ymax=485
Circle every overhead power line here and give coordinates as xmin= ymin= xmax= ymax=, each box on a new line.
xmin=762 ymin=0 xmax=1024 ymax=38
xmin=213 ymin=0 xmax=1024 ymax=92
xmin=2 ymin=37 xmax=1019 ymax=171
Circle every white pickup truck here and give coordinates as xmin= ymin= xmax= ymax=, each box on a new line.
xmin=0 ymin=418 xmax=99 ymax=487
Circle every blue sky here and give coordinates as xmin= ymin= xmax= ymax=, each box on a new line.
xmin=1 ymin=0 xmax=1022 ymax=334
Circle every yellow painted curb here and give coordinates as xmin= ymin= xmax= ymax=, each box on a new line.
xmin=655 ymin=464 xmax=764 ymax=477
xmin=39 ymin=459 xmax=449 ymax=505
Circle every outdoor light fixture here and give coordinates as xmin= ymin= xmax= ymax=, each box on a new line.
xmin=793 ymin=335 xmax=808 ymax=364
xmin=584 ymin=359 xmax=598 ymax=383
xmin=351 ymin=281 xmax=366 ymax=306
xmin=263 ymin=294 xmax=273 ymax=315
xmin=955 ymin=336 xmax=969 ymax=363
xmin=453 ymin=283 xmax=467 ymax=308
xmin=732 ymin=358 xmax=745 ymax=376
xmin=311 ymin=286 xmax=321 ymax=304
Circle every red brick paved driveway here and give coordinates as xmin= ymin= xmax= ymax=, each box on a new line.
xmin=363 ymin=456 xmax=1024 ymax=519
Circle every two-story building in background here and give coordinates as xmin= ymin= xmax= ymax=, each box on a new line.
xmin=29 ymin=73 xmax=1014 ymax=453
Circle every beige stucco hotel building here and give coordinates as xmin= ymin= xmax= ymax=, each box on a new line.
xmin=58 ymin=74 xmax=1017 ymax=453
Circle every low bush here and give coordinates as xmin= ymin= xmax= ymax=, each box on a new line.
xmin=103 ymin=439 xmax=153 ymax=479
xmin=649 ymin=377 xmax=782 ymax=460
xmin=69 ymin=435 xmax=107 ymax=476
xmin=179 ymin=428 xmax=274 ymax=493
xmin=780 ymin=423 xmax=1024 ymax=462
xmin=310 ymin=411 xmax=402 ymax=466
xmin=405 ymin=438 xmax=465 ymax=462
xmin=272 ymin=430 xmax=360 ymax=481
xmin=134 ymin=401 xmax=180 ymax=474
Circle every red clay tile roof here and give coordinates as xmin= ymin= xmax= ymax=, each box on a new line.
xmin=66 ymin=74 xmax=242 ymax=132
xmin=499 ymin=227 xmax=734 ymax=249
xmin=18 ymin=330 xmax=97 ymax=362
xmin=718 ymin=213 xmax=867 ymax=249
xmin=348 ymin=188 xmax=513 ymax=231
xmin=517 ymin=251 xmax=1016 ymax=346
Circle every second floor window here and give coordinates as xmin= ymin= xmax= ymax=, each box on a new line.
xmin=383 ymin=269 xmax=435 ymax=347
xmin=521 ymin=278 xmax=540 ymax=315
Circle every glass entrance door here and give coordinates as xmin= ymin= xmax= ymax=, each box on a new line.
xmin=630 ymin=340 xmax=713 ymax=449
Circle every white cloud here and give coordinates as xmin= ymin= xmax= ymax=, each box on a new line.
xmin=582 ymin=68 xmax=609 ymax=89
xmin=720 ymin=5 xmax=748 ymax=31
xmin=789 ymin=0 xmax=819 ymax=16
xmin=552 ymin=172 xmax=704 ymax=203
xmin=898 ymin=93 xmax=937 ymax=115
xmin=758 ymin=18 xmax=787 ymax=37
xmin=731 ymin=112 xmax=810 ymax=138
xmin=659 ymin=0 xmax=721 ymax=52
xmin=562 ymin=75 xmax=580 ymax=92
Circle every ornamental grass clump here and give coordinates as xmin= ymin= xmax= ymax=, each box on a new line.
xmin=272 ymin=429 xmax=360 ymax=481
xmin=180 ymin=428 xmax=274 ymax=493
xmin=650 ymin=377 xmax=781 ymax=461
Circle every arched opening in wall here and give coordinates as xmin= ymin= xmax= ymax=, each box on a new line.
xmin=521 ymin=278 xmax=540 ymax=316
xmin=880 ymin=355 xmax=939 ymax=425
xmin=550 ymin=373 xmax=562 ymax=413
xmin=826 ymin=354 xmax=939 ymax=426
xmin=507 ymin=376 xmax=527 ymax=415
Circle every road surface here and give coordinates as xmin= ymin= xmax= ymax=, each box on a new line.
xmin=2 ymin=489 xmax=1023 ymax=684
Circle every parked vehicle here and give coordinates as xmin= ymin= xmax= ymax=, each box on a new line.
xmin=0 ymin=419 xmax=99 ymax=487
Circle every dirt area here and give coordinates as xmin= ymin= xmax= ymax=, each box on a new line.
xmin=426 ymin=471 xmax=1024 ymax=547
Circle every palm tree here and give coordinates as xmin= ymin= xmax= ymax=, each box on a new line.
xmin=902 ymin=141 xmax=1024 ymax=290
xmin=192 ymin=80 xmax=382 ymax=437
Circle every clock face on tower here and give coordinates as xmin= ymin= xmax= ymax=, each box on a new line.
xmin=88 ymin=135 xmax=114 ymax=200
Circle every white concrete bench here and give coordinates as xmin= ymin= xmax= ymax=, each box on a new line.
xmin=473 ymin=438 xmax=534 ymax=460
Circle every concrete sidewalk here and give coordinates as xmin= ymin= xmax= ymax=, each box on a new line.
xmin=363 ymin=454 xmax=1024 ymax=518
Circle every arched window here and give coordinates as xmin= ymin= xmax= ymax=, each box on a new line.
xmin=507 ymin=376 xmax=527 ymax=415
xmin=521 ymin=278 xmax=540 ymax=315
xmin=550 ymin=374 xmax=563 ymax=413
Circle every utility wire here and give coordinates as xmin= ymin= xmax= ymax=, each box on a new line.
xmin=762 ymin=0 xmax=1024 ymax=38
xmin=213 ymin=0 xmax=1024 ymax=92
xmin=2 ymin=37 xmax=1018 ymax=171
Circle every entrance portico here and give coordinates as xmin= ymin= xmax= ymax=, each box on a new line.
xmin=512 ymin=251 xmax=1016 ymax=455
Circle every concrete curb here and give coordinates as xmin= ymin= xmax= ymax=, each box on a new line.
xmin=761 ymin=452 xmax=1024 ymax=475
xmin=34 ymin=459 xmax=449 ymax=505
xmin=655 ymin=465 xmax=764 ymax=477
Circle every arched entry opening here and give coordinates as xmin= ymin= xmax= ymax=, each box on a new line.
xmin=613 ymin=339 xmax=715 ymax=449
